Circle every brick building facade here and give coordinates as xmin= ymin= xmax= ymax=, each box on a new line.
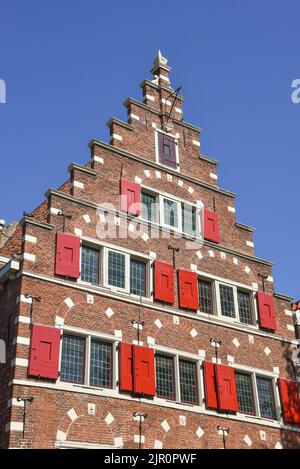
xmin=1 ymin=51 xmax=300 ymax=449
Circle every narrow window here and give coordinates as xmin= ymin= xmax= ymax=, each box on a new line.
xmin=130 ymin=259 xmax=146 ymax=296
xmin=107 ymin=250 xmax=126 ymax=289
xmin=157 ymin=132 xmax=177 ymax=169
xmin=182 ymin=204 xmax=197 ymax=236
xmin=237 ymin=290 xmax=253 ymax=325
xmin=89 ymin=340 xmax=112 ymax=388
xmin=256 ymin=376 xmax=276 ymax=419
xmin=155 ymin=354 xmax=175 ymax=399
xmin=60 ymin=335 xmax=85 ymax=384
xmin=219 ymin=284 xmax=236 ymax=318
xmin=235 ymin=372 xmax=255 ymax=415
xmin=141 ymin=192 xmax=157 ymax=222
xmin=81 ymin=245 xmax=99 ymax=284
xmin=179 ymin=359 xmax=198 ymax=404
xmin=163 ymin=198 xmax=178 ymax=228
xmin=198 ymin=279 xmax=213 ymax=314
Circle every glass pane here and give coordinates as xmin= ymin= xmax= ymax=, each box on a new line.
xmin=179 ymin=360 xmax=197 ymax=404
xmin=81 ymin=246 xmax=99 ymax=284
xmin=60 ymin=335 xmax=85 ymax=384
xmin=238 ymin=290 xmax=253 ymax=324
xmin=219 ymin=284 xmax=236 ymax=318
xmin=155 ymin=355 xmax=175 ymax=399
xmin=141 ymin=192 xmax=157 ymax=222
xmin=90 ymin=340 xmax=112 ymax=388
xmin=108 ymin=251 xmax=126 ymax=288
xmin=163 ymin=144 xmax=170 ymax=156
xmin=182 ymin=204 xmax=196 ymax=236
xmin=130 ymin=259 xmax=146 ymax=296
xmin=235 ymin=372 xmax=255 ymax=414
xmin=198 ymin=279 xmax=213 ymax=314
xmin=256 ymin=376 xmax=276 ymax=419
xmin=163 ymin=198 xmax=178 ymax=228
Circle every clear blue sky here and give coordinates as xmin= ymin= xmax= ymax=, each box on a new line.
xmin=0 ymin=1 xmax=299 ymax=298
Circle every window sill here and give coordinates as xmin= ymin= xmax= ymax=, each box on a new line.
xmin=197 ymin=311 xmax=259 ymax=332
xmin=77 ymin=280 xmax=153 ymax=304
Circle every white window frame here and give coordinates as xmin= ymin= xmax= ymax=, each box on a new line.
xmin=104 ymin=247 xmax=129 ymax=293
xmin=140 ymin=188 xmax=160 ymax=224
xmin=58 ymin=328 xmax=117 ymax=390
xmin=160 ymin=195 xmax=182 ymax=232
xmin=196 ymin=270 xmax=258 ymax=329
xmin=234 ymin=367 xmax=279 ymax=422
xmin=78 ymin=238 xmax=152 ymax=301
xmin=140 ymin=184 xmax=203 ymax=240
xmin=155 ymin=129 xmax=180 ymax=172
xmin=154 ymin=348 xmax=200 ymax=406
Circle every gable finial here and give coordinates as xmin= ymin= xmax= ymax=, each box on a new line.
xmin=153 ymin=50 xmax=168 ymax=68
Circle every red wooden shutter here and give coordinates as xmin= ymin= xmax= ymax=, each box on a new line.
xmin=157 ymin=133 xmax=177 ymax=169
xmin=215 ymin=364 xmax=238 ymax=412
xmin=203 ymin=209 xmax=220 ymax=244
xmin=120 ymin=178 xmax=141 ymax=216
xmin=257 ymin=292 xmax=277 ymax=332
xmin=119 ymin=342 xmax=133 ymax=392
xmin=203 ymin=361 xmax=218 ymax=409
xmin=28 ymin=325 xmax=61 ymax=380
xmin=178 ymin=269 xmax=199 ymax=310
xmin=154 ymin=260 xmax=174 ymax=304
xmin=55 ymin=233 xmax=80 ymax=278
xmin=133 ymin=345 xmax=156 ymax=396
xmin=278 ymin=378 xmax=300 ymax=425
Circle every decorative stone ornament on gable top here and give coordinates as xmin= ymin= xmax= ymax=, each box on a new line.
xmin=153 ymin=50 xmax=168 ymax=68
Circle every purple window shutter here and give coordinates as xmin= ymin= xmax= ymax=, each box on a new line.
xmin=158 ymin=133 xmax=177 ymax=168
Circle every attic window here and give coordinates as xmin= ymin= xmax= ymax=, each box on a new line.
xmin=156 ymin=132 xmax=179 ymax=170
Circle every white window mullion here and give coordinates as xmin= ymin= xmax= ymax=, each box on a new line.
xmin=125 ymin=253 xmax=130 ymax=293
xmin=252 ymin=373 xmax=261 ymax=418
xmin=174 ymin=355 xmax=181 ymax=402
xmin=251 ymin=292 xmax=258 ymax=326
xmin=85 ymin=336 xmax=91 ymax=386
xmin=233 ymin=286 xmax=239 ymax=321
xmin=113 ymin=340 xmax=118 ymax=391
xmin=215 ymin=281 xmax=222 ymax=319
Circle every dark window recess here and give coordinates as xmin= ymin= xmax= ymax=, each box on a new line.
xmin=219 ymin=284 xmax=235 ymax=318
xmin=182 ymin=204 xmax=197 ymax=236
xmin=235 ymin=372 xmax=255 ymax=415
xmin=89 ymin=340 xmax=112 ymax=388
xmin=198 ymin=279 xmax=213 ymax=314
xmin=179 ymin=359 xmax=198 ymax=404
xmin=158 ymin=133 xmax=177 ymax=169
xmin=130 ymin=259 xmax=146 ymax=296
xmin=141 ymin=192 xmax=157 ymax=222
xmin=60 ymin=335 xmax=85 ymax=384
xmin=81 ymin=246 xmax=99 ymax=284
xmin=256 ymin=376 xmax=276 ymax=419
xmin=155 ymin=354 xmax=175 ymax=399
xmin=108 ymin=251 xmax=126 ymax=289
xmin=237 ymin=290 xmax=253 ymax=325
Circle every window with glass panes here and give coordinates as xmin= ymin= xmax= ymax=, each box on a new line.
xmin=238 ymin=290 xmax=253 ymax=325
xmin=130 ymin=259 xmax=146 ymax=296
xmin=198 ymin=279 xmax=213 ymax=314
xmin=141 ymin=192 xmax=157 ymax=222
xmin=107 ymin=250 xmax=125 ymax=289
xmin=182 ymin=204 xmax=197 ymax=236
xmin=155 ymin=354 xmax=175 ymax=399
xmin=235 ymin=372 xmax=255 ymax=415
xmin=81 ymin=246 xmax=99 ymax=284
xmin=163 ymin=198 xmax=178 ymax=228
xmin=89 ymin=340 xmax=112 ymax=388
xmin=179 ymin=360 xmax=197 ymax=404
xmin=219 ymin=284 xmax=236 ymax=318
xmin=256 ymin=376 xmax=276 ymax=419
xmin=60 ymin=335 xmax=85 ymax=384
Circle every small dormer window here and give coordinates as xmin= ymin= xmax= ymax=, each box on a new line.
xmin=156 ymin=131 xmax=179 ymax=170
